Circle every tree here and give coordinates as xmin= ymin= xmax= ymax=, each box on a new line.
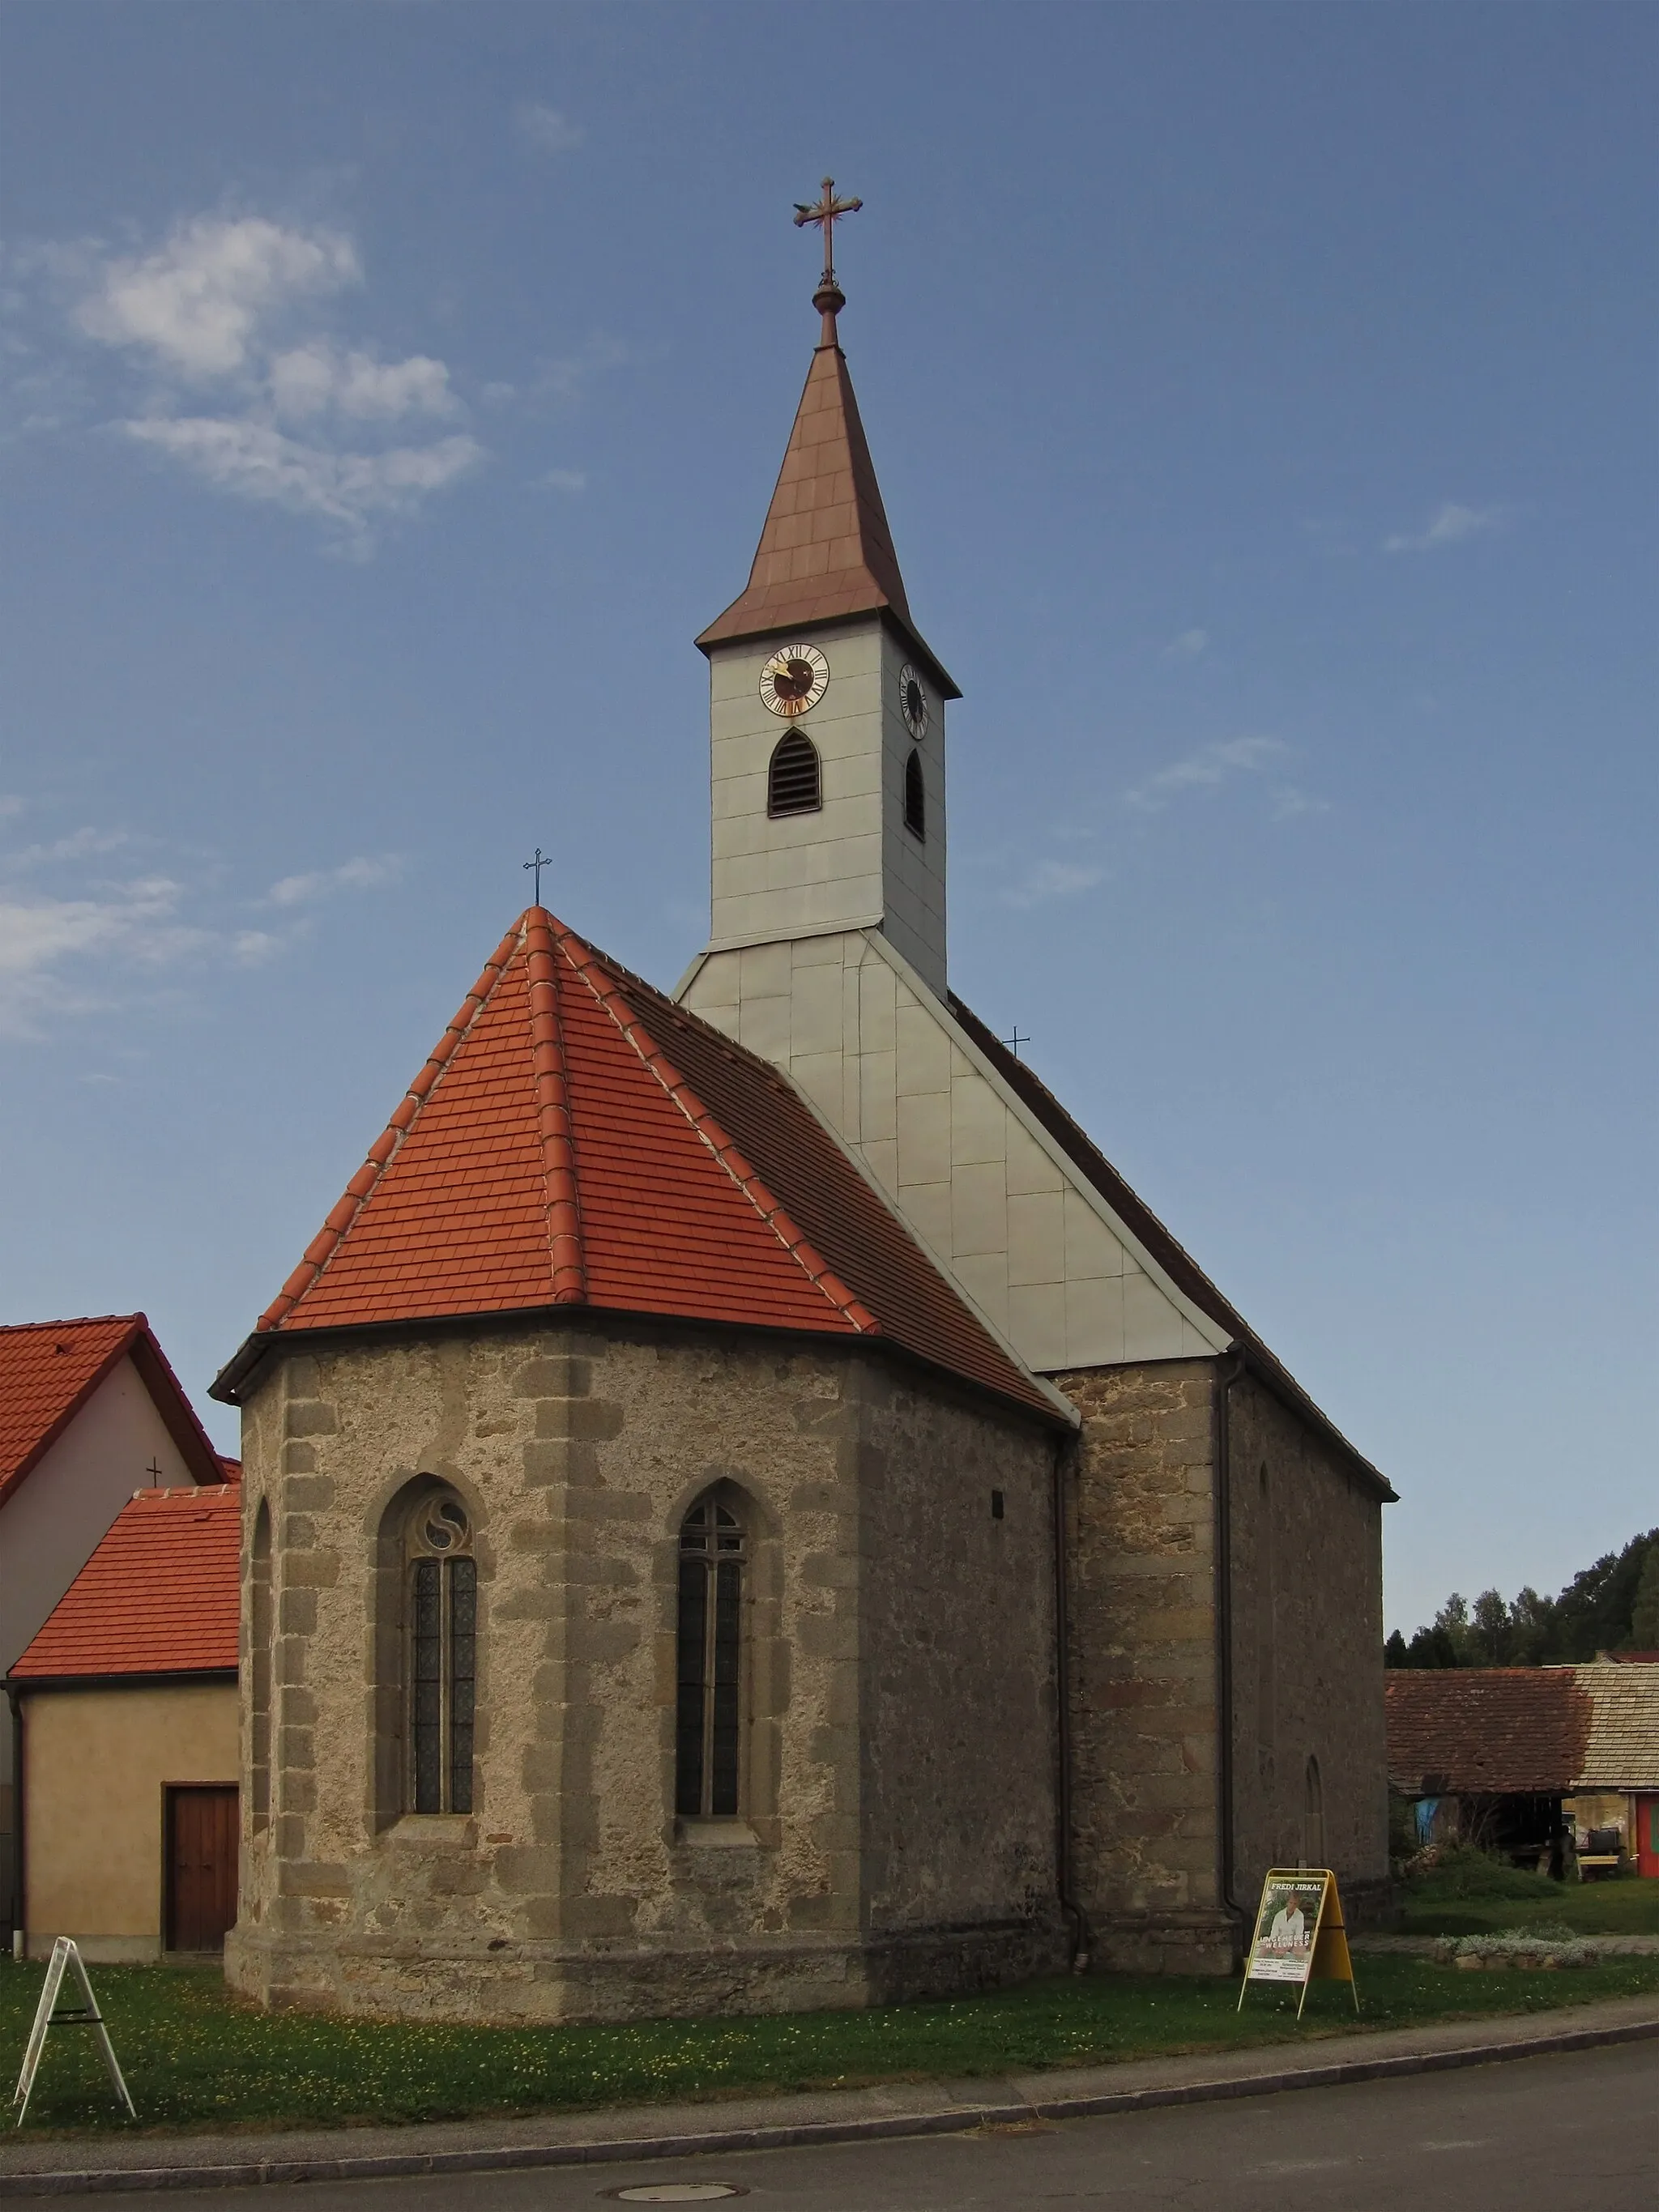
xmin=1630 ymin=1543 xmax=1659 ymax=1650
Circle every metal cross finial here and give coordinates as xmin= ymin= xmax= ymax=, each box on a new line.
xmin=793 ymin=177 xmax=862 ymax=341
xmin=1003 ymin=1025 xmax=1030 ymax=1060
xmin=522 ymin=848 xmax=549 ymax=904
xmin=145 ymin=1458 xmax=163 ymax=1481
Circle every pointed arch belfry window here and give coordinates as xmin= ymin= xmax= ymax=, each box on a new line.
xmin=903 ymin=748 xmax=926 ymax=840
xmin=767 ymin=730 xmax=821 ymax=817
xmin=407 ymin=1492 xmax=476 ymax=1814
xmin=676 ymin=1494 xmax=746 ymax=1818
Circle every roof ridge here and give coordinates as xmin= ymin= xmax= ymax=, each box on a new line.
xmin=0 ymin=1313 xmax=144 ymax=1335
xmin=257 ymin=918 xmax=525 ymax=1332
xmin=552 ymin=923 xmax=878 ymax=1335
xmin=523 ymin=909 xmax=586 ymax=1304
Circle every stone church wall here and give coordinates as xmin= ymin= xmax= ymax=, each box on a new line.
xmin=1057 ymin=1357 xmax=1391 ymax=1977
xmin=1056 ymin=1358 xmax=1234 ymax=1974
xmin=226 ymin=1316 xmax=1060 ymax=2024
xmin=1225 ymin=1371 xmax=1390 ymax=1920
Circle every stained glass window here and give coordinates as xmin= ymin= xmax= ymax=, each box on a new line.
xmin=407 ymin=1495 xmax=475 ymax=1815
xmin=676 ymin=1497 xmax=746 ymax=1818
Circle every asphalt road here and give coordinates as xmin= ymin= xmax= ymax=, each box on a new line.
xmin=67 ymin=2040 xmax=1659 ymax=2210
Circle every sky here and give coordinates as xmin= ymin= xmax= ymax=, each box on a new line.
xmin=2 ymin=0 xmax=1653 ymax=1635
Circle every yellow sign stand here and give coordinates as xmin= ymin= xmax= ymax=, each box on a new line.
xmin=1238 ymin=1867 xmax=1358 ymax=2018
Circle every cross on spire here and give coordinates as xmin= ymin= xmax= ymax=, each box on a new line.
xmin=793 ymin=177 xmax=862 ymax=344
xmin=523 ymin=848 xmax=549 ymax=904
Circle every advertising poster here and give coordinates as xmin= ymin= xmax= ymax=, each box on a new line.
xmin=1239 ymin=1867 xmax=1358 ymax=2015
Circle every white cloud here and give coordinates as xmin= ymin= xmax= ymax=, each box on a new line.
xmin=56 ymin=211 xmax=480 ymax=549
xmin=514 ymin=102 xmax=584 ymax=154
xmin=1384 ymin=501 xmax=1507 ymax=554
xmin=125 ymin=417 xmax=481 ymax=543
xmin=999 ymin=859 xmax=1106 ymax=910
xmin=1124 ymin=735 xmax=1291 ymax=812
xmin=268 ymin=342 xmax=457 ymax=422
xmin=1162 ymin=627 xmax=1209 ymax=660
xmin=535 ymin=467 xmax=586 ymax=492
xmin=0 ymin=877 xmax=207 ymax=1037
xmin=76 ymin=216 xmax=358 ymax=378
xmin=266 ymin=854 xmax=407 ymax=906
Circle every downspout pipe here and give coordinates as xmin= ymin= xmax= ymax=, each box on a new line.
xmin=1052 ymin=1435 xmax=1090 ymax=1971
xmin=6 ymin=1681 xmax=22 ymax=1963
xmin=1213 ymin=1345 xmax=1248 ymax=1959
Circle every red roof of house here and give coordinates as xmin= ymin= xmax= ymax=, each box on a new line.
xmin=221 ymin=910 xmax=1057 ymax=1424
xmin=696 ymin=331 xmax=957 ymax=695
xmin=9 ymin=1485 xmax=241 ymax=1680
xmin=1385 ymin=1669 xmax=1593 ymax=1795
xmin=0 ymin=1315 xmax=223 ymax=1510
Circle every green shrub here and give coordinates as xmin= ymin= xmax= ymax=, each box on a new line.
xmin=1405 ymin=1839 xmax=1558 ymax=1902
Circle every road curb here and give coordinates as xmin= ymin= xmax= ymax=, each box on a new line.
xmin=4 ymin=2010 xmax=1657 ymax=2196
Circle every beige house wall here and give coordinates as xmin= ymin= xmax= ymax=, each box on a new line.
xmin=21 ymin=1681 xmax=238 ymax=1963
xmin=227 ymin=1318 xmax=1064 ymax=2024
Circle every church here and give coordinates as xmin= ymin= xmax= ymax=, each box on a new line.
xmin=212 ymin=193 xmax=1394 ymax=2023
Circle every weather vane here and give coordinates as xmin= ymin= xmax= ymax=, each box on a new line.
xmin=522 ymin=848 xmax=549 ymax=903
xmin=793 ymin=177 xmax=862 ymax=343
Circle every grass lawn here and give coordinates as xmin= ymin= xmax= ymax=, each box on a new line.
xmin=1400 ymin=1868 xmax=1659 ymax=1938
xmin=5 ymin=1951 xmax=1659 ymax=2139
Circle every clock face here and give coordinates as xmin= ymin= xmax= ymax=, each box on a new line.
xmin=759 ymin=642 xmax=830 ymax=718
xmin=898 ymin=663 xmax=930 ymax=740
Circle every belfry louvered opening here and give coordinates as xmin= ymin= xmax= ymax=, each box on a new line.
xmin=904 ymin=748 xmax=926 ymax=840
xmin=767 ymin=730 xmax=821 ymax=817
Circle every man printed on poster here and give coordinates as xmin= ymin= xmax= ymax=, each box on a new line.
xmin=1245 ymin=1874 xmax=1326 ymax=1984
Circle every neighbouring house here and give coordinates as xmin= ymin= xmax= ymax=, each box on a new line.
xmin=1385 ymin=1664 xmax=1659 ymax=1877
xmin=1564 ymin=1660 xmax=1659 ymax=1877
xmin=6 ymin=1483 xmax=241 ymax=1961
xmin=0 ymin=1315 xmax=225 ymax=1941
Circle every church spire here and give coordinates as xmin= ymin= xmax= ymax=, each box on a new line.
xmin=695 ymin=183 xmax=957 ymax=697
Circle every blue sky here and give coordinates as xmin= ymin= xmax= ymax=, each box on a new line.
xmin=2 ymin=0 xmax=1653 ymax=1633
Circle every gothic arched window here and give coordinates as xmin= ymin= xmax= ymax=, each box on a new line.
xmin=676 ymin=1494 xmax=746 ymax=1818
xmin=903 ymin=748 xmax=926 ymax=840
xmin=767 ymin=730 xmax=821 ymax=817
xmin=1303 ymin=1754 xmax=1325 ymax=1869
xmin=407 ymin=1492 xmax=476 ymax=1815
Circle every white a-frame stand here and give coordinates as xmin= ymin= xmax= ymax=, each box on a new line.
xmin=12 ymin=1938 xmax=136 ymax=2126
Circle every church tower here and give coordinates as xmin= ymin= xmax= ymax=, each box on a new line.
xmin=693 ymin=181 xmax=958 ymax=999
xmin=682 ymin=192 xmax=1393 ymax=1982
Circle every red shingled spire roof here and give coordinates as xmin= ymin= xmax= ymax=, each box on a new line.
xmin=234 ymin=910 xmax=1055 ymax=1422
xmin=695 ymin=335 xmax=958 ymax=697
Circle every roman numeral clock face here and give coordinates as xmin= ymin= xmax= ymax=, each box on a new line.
xmin=759 ymin=642 xmax=830 ymax=717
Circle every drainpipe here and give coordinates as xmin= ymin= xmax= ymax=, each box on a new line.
xmin=1213 ymin=1346 xmax=1248 ymax=1958
xmin=1052 ymin=1436 xmax=1090 ymax=1971
xmin=6 ymin=1682 xmax=22 ymax=1963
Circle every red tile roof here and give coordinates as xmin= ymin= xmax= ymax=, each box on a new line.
xmin=0 ymin=1315 xmax=222 ymax=1509
xmin=224 ymin=910 xmax=1058 ymax=1425
xmin=696 ymin=336 xmax=957 ymax=696
xmin=9 ymin=1485 xmax=241 ymax=1680
xmin=1385 ymin=1669 xmax=1593 ymax=1795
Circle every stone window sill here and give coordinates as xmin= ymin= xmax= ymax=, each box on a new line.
xmin=387 ymin=1813 xmax=477 ymax=1850
xmin=676 ymin=1817 xmax=760 ymax=1848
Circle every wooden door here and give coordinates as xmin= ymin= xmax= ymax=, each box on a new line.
xmin=1638 ymin=1795 xmax=1659 ymax=1881
xmin=165 ymin=1786 xmax=239 ymax=1951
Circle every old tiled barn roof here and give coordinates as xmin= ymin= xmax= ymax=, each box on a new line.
xmin=0 ymin=1314 xmax=222 ymax=1509
xmin=1573 ymin=1661 xmax=1659 ymax=1791
xmin=9 ymin=1484 xmax=241 ymax=1681
xmin=217 ymin=908 xmax=1060 ymax=1426
xmin=695 ymin=332 xmax=957 ymax=695
xmin=1385 ymin=1669 xmax=1593 ymax=1794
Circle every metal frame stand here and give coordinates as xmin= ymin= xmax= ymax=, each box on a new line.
xmin=11 ymin=1937 xmax=135 ymax=2126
